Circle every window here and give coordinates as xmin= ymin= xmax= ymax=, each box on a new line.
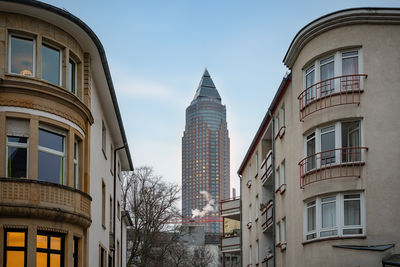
xmin=38 ymin=128 xmax=65 ymax=184
xmin=102 ymin=181 xmax=106 ymax=227
xmin=118 ymin=160 xmax=121 ymax=180
xmin=304 ymin=192 xmax=364 ymax=241
xmin=248 ymin=204 xmax=252 ymax=223
xmin=42 ymin=43 xmax=61 ymax=85
xmin=342 ymin=51 xmax=359 ymax=77
xmin=68 ymin=58 xmax=77 ymax=94
xmin=275 ymin=166 xmax=280 ymax=191
xmin=280 ymin=161 xmax=286 ymax=187
xmin=36 ymin=232 xmax=64 ymax=267
xmin=304 ymin=121 xmax=362 ymax=170
xmin=279 ymin=105 xmax=285 ymax=129
xmin=117 ymin=201 xmax=121 ymax=220
xmin=9 ymin=35 xmax=34 ymax=77
xmin=255 ymin=240 xmax=259 ymax=264
xmin=110 ymin=144 xmax=114 ymax=174
xmin=99 ymin=246 xmax=106 ymax=267
xmin=274 ymin=115 xmax=280 ymax=137
xmin=102 ymin=121 xmax=106 ymax=157
xmin=255 ymin=195 xmax=259 ymax=219
xmin=276 ymin=221 xmax=281 ymax=245
xmin=117 ymin=240 xmax=120 ymax=267
xmin=248 ymin=245 xmax=252 ymax=265
xmin=320 ymin=56 xmax=335 ymax=96
xmin=281 ymin=218 xmax=286 ymax=244
xmin=6 ymin=136 xmax=28 ymax=178
xmin=4 ymin=229 xmax=27 ymax=267
xmin=110 ymin=196 xmax=113 ymax=230
xmin=73 ymin=237 xmax=79 ymax=267
xmin=74 ymin=140 xmax=79 ymax=189
xmin=255 ymin=152 xmax=258 ymax=175
xmin=305 ymin=65 xmax=315 ymax=103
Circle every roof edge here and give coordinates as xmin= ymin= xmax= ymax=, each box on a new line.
xmin=283 ymin=7 xmax=400 ymax=68
xmin=237 ymin=73 xmax=291 ymax=176
xmin=2 ymin=0 xmax=133 ymax=170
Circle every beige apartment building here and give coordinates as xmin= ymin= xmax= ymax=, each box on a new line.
xmin=231 ymin=7 xmax=400 ymax=267
xmin=0 ymin=1 xmax=133 ymax=267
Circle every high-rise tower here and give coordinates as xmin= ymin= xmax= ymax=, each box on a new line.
xmin=182 ymin=69 xmax=230 ymax=233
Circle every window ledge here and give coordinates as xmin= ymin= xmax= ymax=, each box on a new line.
xmin=302 ymin=235 xmax=366 ymax=245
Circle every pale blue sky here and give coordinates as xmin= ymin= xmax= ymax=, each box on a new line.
xmin=44 ymin=0 xmax=399 ymax=193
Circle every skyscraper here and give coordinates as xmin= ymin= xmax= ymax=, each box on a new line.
xmin=182 ymin=69 xmax=230 ymax=233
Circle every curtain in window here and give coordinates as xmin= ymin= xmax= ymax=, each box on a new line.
xmin=321 ymin=126 xmax=335 ymax=165
xmin=342 ymin=52 xmax=359 ymax=91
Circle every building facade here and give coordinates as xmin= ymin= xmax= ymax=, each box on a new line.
xmin=238 ymin=8 xmax=400 ymax=267
xmin=182 ymin=69 xmax=230 ymax=233
xmin=0 ymin=1 xmax=133 ymax=267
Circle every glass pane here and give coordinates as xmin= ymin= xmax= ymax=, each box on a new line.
xmin=37 ymin=252 xmax=47 ymax=267
xmin=322 ymin=196 xmax=336 ymax=202
xmin=42 ymin=44 xmax=60 ymax=85
xmin=39 ymin=129 xmax=64 ymax=152
xmin=306 ymin=233 xmax=316 ymax=240
xmin=342 ymin=122 xmax=360 ymax=162
xmin=69 ymin=59 xmax=76 ymax=93
xmin=343 ymin=228 xmax=362 ymax=235
xmin=306 ymin=68 xmax=315 ymax=103
xmin=8 ymin=136 xmax=28 ymax=143
xmin=320 ymin=229 xmax=338 ymax=237
xmin=344 ymin=194 xmax=360 ymax=199
xmin=322 ymin=201 xmax=336 ymax=228
xmin=320 ymin=60 xmax=334 ymax=96
xmin=321 ymin=129 xmax=335 ymax=165
xmin=7 ymin=232 xmax=25 ymax=247
xmin=344 ymin=199 xmax=360 ymax=225
xmin=37 ymin=235 xmax=47 ymax=249
xmin=342 ymin=56 xmax=358 ymax=76
xmin=6 ymin=251 xmax=25 ymax=267
xmin=342 ymin=51 xmax=358 ymax=58
xmin=50 ymin=237 xmax=61 ymax=250
xmin=307 ymin=137 xmax=315 ymax=170
xmin=38 ymin=151 xmax=63 ymax=184
xmin=307 ymin=206 xmax=316 ymax=231
xmin=7 ymin=147 xmax=27 ymax=178
xmin=10 ymin=36 xmax=33 ymax=76
xmin=50 ymin=254 xmax=61 ymax=267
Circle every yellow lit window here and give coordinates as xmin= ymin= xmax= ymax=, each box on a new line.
xmin=5 ymin=230 xmax=26 ymax=267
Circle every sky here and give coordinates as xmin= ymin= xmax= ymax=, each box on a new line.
xmin=43 ymin=0 xmax=399 ymax=196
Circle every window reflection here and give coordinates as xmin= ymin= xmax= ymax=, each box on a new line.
xmin=10 ymin=35 xmax=34 ymax=76
xmin=42 ymin=44 xmax=60 ymax=85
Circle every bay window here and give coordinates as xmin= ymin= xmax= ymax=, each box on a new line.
xmin=304 ymin=192 xmax=364 ymax=241
xmin=42 ymin=43 xmax=61 ymax=85
xmin=9 ymin=35 xmax=34 ymax=77
xmin=36 ymin=232 xmax=64 ymax=267
xmin=38 ymin=128 xmax=65 ymax=184
xmin=4 ymin=229 xmax=27 ymax=267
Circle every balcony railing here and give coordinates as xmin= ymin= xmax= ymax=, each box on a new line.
xmin=261 ymin=200 xmax=273 ymax=232
xmin=261 ymin=150 xmax=273 ymax=185
xmin=262 ymin=254 xmax=273 ymax=267
xmin=298 ymin=74 xmax=367 ymax=121
xmin=298 ymin=147 xmax=368 ymax=188
xmin=220 ymin=197 xmax=240 ymax=219
xmin=221 ymin=234 xmax=240 ymax=253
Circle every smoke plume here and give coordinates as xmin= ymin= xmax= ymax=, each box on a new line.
xmin=191 ymin=191 xmax=217 ymax=218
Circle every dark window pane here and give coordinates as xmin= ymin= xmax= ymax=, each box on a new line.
xmin=8 ymin=136 xmax=28 ymax=143
xmin=10 ymin=36 xmax=33 ymax=76
xmin=7 ymin=147 xmax=27 ymax=177
xmin=39 ymin=129 xmax=63 ymax=152
xmin=38 ymin=151 xmax=63 ymax=184
xmin=321 ymin=128 xmax=335 ymax=165
xmin=69 ymin=59 xmax=76 ymax=94
xmin=42 ymin=44 xmax=60 ymax=85
xmin=343 ymin=228 xmax=362 ymax=235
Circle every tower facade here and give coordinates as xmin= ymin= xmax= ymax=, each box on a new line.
xmin=182 ymin=70 xmax=230 ymax=233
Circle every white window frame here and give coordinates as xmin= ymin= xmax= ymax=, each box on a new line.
xmin=279 ymin=105 xmax=285 ymax=128
xmin=42 ymin=42 xmax=62 ymax=86
xmin=255 ymin=195 xmax=259 ymax=219
xmin=303 ymin=192 xmax=365 ymax=241
xmin=248 ymin=204 xmax=252 ymax=223
xmin=281 ymin=217 xmax=286 ymax=244
xmin=275 ymin=166 xmax=280 ymax=191
xmin=9 ymin=34 xmax=36 ymax=77
xmin=38 ymin=127 xmax=66 ymax=185
xmin=255 ymin=240 xmax=259 ymax=264
xmin=255 ymin=152 xmax=258 ymax=175
xmin=249 ymin=245 xmax=252 ymax=265
xmin=303 ymin=49 xmax=363 ymax=100
xmin=303 ymin=120 xmax=363 ymax=170
xmin=6 ymin=136 xmax=29 ymax=177
xmin=276 ymin=221 xmax=281 ymax=245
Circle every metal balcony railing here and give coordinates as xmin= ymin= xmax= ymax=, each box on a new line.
xmin=298 ymin=74 xmax=367 ymax=121
xmin=261 ymin=150 xmax=273 ymax=185
xmin=262 ymin=254 xmax=273 ymax=267
xmin=261 ymin=201 xmax=273 ymax=232
xmin=298 ymin=147 xmax=368 ymax=188
xmin=221 ymin=234 xmax=241 ymax=252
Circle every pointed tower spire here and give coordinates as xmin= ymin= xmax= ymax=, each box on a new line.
xmin=192 ymin=69 xmax=221 ymax=101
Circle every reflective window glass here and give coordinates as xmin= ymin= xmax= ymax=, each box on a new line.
xmin=38 ymin=151 xmax=64 ymax=184
xmin=69 ymin=59 xmax=76 ymax=94
xmin=39 ymin=129 xmax=63 ymax=152
xmin=10 ymin=35 xmax=34 ymax=76
xmin=7 ymin=146 xmax=27 ymax=178
xmin=42 ymin=44 xmax=60 ymax=85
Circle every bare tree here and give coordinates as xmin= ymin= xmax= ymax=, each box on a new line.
xmin=123 ymin=166 xmax=181 ymax=267
xmin=191 ymin=246 xmax=213 ymax=267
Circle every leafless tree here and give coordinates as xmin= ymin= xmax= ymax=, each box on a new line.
xmin=191 ymin=246 xmax=214 ymax=267
xmin=122 ymin=166 xmax=181 ymax=267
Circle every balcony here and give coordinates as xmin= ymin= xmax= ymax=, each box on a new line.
xmin=220 ymin=197 xmax=240 ymax=220
xmin=298 ymin=147 xmax=368 ymax=188
xmin=298 ymin=74 xmax=367 ymax=121
xmin=261 ymin=200 xmax=273 ymax=232
xmin=221 ymin=234 xmax=240 ymax=254
xmin=261 ymin=150 xmax=273 ymax=186
xmin=0 ymin=178 xmax=92 ymax=228
xmin=262 ymin=254 xmax=273 ymax=267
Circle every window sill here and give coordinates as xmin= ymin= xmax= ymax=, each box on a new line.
xmin=302 ymin=235 xmax=366 ymax=245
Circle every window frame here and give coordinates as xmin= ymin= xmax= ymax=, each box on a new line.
xmin=73 ymin=139 xmax=79 ymax=189
xmin=4 ymin=228 xmax=27 ymax=267
xmin=38 ymin=127 xmax=66 ymax=185
xmin=9 ymin=33 xmax=36 ymax=77
xmin=73 ymin=237 xmax=79 ymax=267
xmin=6 ymin=135 xmax=29 ymax=178
xmin=68 ymin=57 xmax=77 ymax=94
xmin=303 ymin=192 xmax=365 ymax=242
xmin=36 ymin=231 xmax=65 ymax=267
xmin=41 ymin=42 xmax=62 ymax=86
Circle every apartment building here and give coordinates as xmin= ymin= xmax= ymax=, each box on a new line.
xmin=0 ymin=1 xmax=133 ymax=267
xmin=237 ymin=8 xmax=400 ymax=267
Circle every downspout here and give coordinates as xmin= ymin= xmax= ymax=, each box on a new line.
xmin=268 ymin=109 xmax=276 ymax=267
xmin=114 ymin=145 xmax=126 ymax=267
xmin=238 ymin=173 xmax=243 ymax=267
xmin=120 ymin=212 xmax=127 ymax=267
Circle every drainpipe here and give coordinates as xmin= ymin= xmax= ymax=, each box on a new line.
xmin=268 ymin=109 xmax=276 ymax=267
xmin=113 ymin=145 xmax=125 ymax=267
xmin=120 ymin=211 xmax=127 ymax=267
xmin=238 ymin=173 xmax=243 ymax=267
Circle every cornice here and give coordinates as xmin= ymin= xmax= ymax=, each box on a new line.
xmin=283 ymin=8 xmax=400 ymax=68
